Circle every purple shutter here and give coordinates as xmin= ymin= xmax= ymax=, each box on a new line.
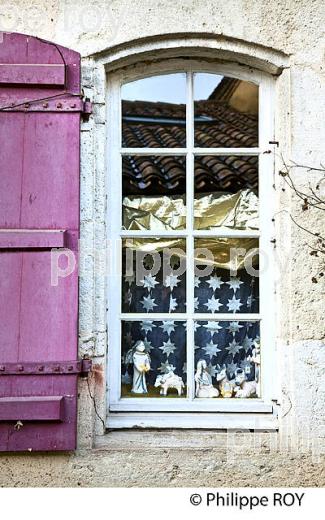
xmin=0 ymin=33 xmax=84 ymax=451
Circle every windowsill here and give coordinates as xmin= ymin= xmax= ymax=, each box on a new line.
xmin=109 ymin=398 xmax=272 ymax=413
xmin=94 ymin=427 xmax=278 ymax=452
xmin=106 ymin=411 xmax=278 ymax=430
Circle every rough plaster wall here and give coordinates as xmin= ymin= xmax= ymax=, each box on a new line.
xmin=0 ymin=0 xmax=324 ymax=486
xmin=0 ymin=432 xmax=325 ymax=487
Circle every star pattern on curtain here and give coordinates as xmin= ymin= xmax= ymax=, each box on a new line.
xmin=121 ymin=262 xmax=260 ymax=389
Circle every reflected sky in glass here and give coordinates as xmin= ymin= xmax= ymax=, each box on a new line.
xmin=194 ymin=73 xmax=223 ymax=100
xmin=121 ymin=73 xmax=224 ymax=103
xmin=122 ymin=74 xmax=186 ymax=104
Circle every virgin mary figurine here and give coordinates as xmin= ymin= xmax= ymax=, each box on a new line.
xmin=131 ymin=341 xmax=151 ymax=394
xmin=195 ymin=359 xmax=219 ymax=398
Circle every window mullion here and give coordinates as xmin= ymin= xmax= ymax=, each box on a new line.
xmin=108 ymin=77 xmax=123 ymax=404
xmin=186 ymin=71 xmax=195 ymax=400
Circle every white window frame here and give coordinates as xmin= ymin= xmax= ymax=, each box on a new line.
xmin=106 ymin=59 xmax=277 ymax=429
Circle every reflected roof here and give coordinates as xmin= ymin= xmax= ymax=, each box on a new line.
xmin=122 ymin=77 xmax=258 ymax=195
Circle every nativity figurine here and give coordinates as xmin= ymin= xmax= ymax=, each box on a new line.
xmin=154 ymin=364 xmax=184 ymax=396
xmin=247 ymin=340 xmax=261 ymax=383
xmin=195 ymin=359 xmax=219 ymax=398
xmin=216 ymin=365 xmax=235 ymax=398
xmin=129 ymin=340 xmax=151 ymax=394
xmin=233 ymin=368 xmax=257 ymax=398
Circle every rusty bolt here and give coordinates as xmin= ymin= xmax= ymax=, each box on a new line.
xmin=42 ymin=102 xmax=49 ymax=108
xmin=38 ymin=365 xmax=44 ymax=372
xmin=24 ymin=103 xmax=30 ymax=109
xmin=56 ymin=102 xmax=62 ymax=109
xmin=70 ymin=103 xmax=76 ymax=109
xmin=68 ymin=365 xmax=73 ymax=371
xmin=18 ymin=365 xmax=24 ymax=372
xmin=0 ymin=366 xmax=5 ymax=371
xmin=54 ymin=365 xmax=60 ymax=372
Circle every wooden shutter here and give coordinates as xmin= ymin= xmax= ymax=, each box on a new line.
xmin=0 ymin=33 xmax=88 ymax=451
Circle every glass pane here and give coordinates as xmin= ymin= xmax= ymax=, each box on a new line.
xmin=194 ymin=238 xmax=259 ymax=313
xmin=194 ymin=155 xmax=258 ymax=230
xmin=122 ymin=73 xmax=186 ymax=148
xmin=194 ymin=320 xmax=260 ymax=398
xmin=122 ymin=155 xmax=186 ymax=230
xmin=194 ymin=73 xmax=258 ymax=148
xmin=122 ymin=238 xmax=186 ymax=313
xmin=121 ymin=320 xmax=186 ymax=398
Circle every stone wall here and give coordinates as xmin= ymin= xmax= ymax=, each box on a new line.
xmin=0 ymin=0 xmax=324 ymax=486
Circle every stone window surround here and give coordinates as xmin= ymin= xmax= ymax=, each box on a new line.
xmin=77 ymin=34 xmax=291 ymax=446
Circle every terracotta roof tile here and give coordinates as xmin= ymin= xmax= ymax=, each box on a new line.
xmin=122 ymin=100 xmax=258 ymax=195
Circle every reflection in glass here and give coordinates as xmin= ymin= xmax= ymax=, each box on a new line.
xmin=122 ymin=73 xmax=186 ymax=148
xmin=194 ymin=155 xmax=258 ymax=230
xmin=122 ymin=238 xmax=186 ymax=313
xmin=194 ymin=73 xmax=258 ymax=148
xmin=194 ymin=320 xmax=260 ymax=398
xmin=121 ymin=320 xmax=186 ymax=398
xmin=122 ymin=156 xmax=186 ymax=230
xmin=194 ymin=238 xmax=259 ymax=313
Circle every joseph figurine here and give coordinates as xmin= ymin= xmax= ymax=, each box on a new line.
xmin=131 ymin=341 xmax=151 ymax=394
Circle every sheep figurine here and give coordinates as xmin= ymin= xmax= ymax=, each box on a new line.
xmin=233 ymin=368 xmax=257 ymax=398
xmin=154 ymin=365 xmax=185 ymax=396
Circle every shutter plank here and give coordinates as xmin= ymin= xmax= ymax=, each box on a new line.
xmin=0 ymin=64 xmax=65 ymax=87
xmin=19 ymin=251 xmax=78 ymax=361
xmin=0 ymin=396 xmax=64 ymax=421
xmin=0 ymin=230 xmax=66 ymax=248
xmin=0 ymin=113 xmax=25 ymax=226
xmin=21 ymin=113 xmax=79 ymax=230
xmin=0 ymin=375 xmax=77 ymax=451
xmin=0 ymin=253 xmax=22 ymax=362
xmin=0 ymin=113 xmax=79 ymax=230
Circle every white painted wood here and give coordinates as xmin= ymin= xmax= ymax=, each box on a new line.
xmin=119 ymin=313 xmax=261 ymax=321
xmin=109 ymin=399 xmax=272 ymax=413
xmin=192 ymin=230 xmax=260 ymax=238
xmin=192 ymin=147 xmax=261 ymax=155
xmin=106 ymin=59 xmax=277 ymax=423
xmin=107 ymin=413 xmax=278 ymax=430
xmin=116 ymin=58 xmax=266 ymax=90
xmin=107 ymin=75 xmax=123 ymax=405
xmin=120 ymin=229 xmax=259 ymax=238
xmin=258 ymin=75 xmax=277 ymax=402
xmin=120 ymin=147 xmax=260 ymax=155
xmin=121 ymin=147 xmax=187 ymax=155
xmin=120 ymin=230 xmax=187 ymax=237
xmin=185 ymin=71 xmax=195 ymax=400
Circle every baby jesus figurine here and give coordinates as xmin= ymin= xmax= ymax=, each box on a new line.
xmin=131 ymin=341 xmax=151 ymax=394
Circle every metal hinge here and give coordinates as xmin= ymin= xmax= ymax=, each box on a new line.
xmin=0 ymin=96 xmax=93 ymax=116
xmin=0 ymin=359 xmax=92 ymax=377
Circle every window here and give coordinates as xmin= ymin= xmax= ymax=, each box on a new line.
xmin=107 ymin=63 xmax=276 ymax=427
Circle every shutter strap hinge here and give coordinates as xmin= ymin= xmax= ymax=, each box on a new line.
xmin=0 ymin=359 xmax=92 ymax=377
xmin=1 ymin=96 xmax=93 ymax=115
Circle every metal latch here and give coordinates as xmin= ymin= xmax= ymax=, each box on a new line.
xmin=82 ymin=98 xmax=92 ymax=121
xmin=79 ymin=358 xmax=92 ymax=378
